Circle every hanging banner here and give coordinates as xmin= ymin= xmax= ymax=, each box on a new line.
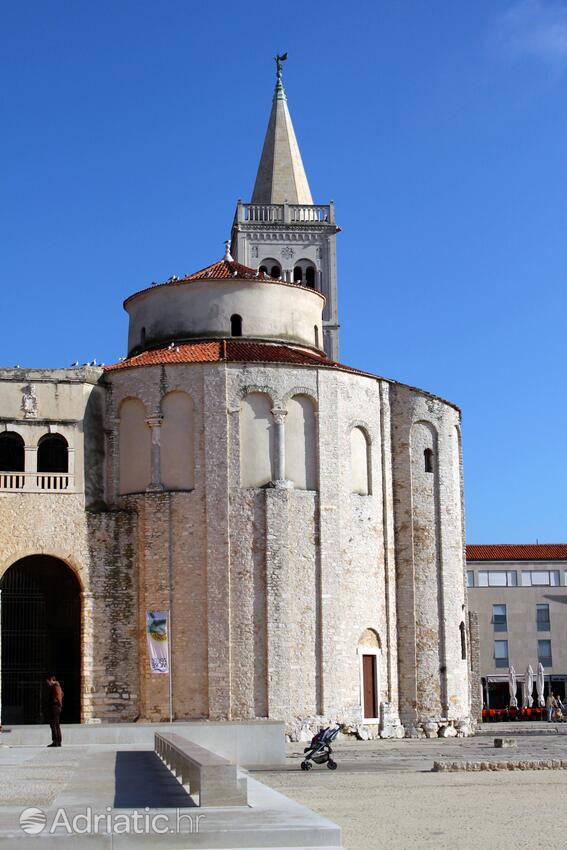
xmin=146 ymin=611 xmax=170 ymax=674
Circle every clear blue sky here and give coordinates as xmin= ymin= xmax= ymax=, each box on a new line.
xmin=1 ymin=1 xmax=566 ymax=543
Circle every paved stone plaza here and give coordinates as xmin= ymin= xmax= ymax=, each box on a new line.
xmin=254 ymin=725 xmax=567 ymax=850
xmin=2 ymin=724 xmax=567 ymax=848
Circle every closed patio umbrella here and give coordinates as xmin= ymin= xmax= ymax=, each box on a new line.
xmin=536 ymin=662 xmax=545 ymax=707
xmin=508 ymin=666 xmax=518 ymax=708
xmin=523 ymin=664 xmax=534 ymax=708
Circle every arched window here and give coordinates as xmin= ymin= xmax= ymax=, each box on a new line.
xmin=140 ymin=326 xmax=146 ymax=346
xmin=460 ymin=622 xmax=467 ymax=660
xmin=350 ymin=427 xmax=371 ymax=495
xmin=314 ymin=325 xmax=319 ymax=348
xmin=240 ymin=393 xmax=274 ymax=487
xmin=293 ymin=259 xmax=317 ymax=289
xmin=424 ymin=448 xmax=434 ymax=473
xmin=285 ymin=394 xmax=317 ymax=490
xmin=161 ymin=391 xmax=194 ymax=491
xmin=37 ymin=434 xmax=68 ymax=473
xmin=259 ymin=258 xmax=281 ymax=279
xmin=119 ymin=398 xmax=151 ymax=494
xmin=231 ymin=314 xmax=243 ymax=337
xmin=0 ymin=432 xmax=24 ymax=471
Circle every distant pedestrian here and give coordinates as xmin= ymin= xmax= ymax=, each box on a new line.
xmin=46 ymin=674 xmax=64 ymax=747
xmin=545 ymin=693 xmax=556 ymax=723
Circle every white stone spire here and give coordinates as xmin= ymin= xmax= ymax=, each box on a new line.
xmin=251 ymin=55 xmax=313 ymax=205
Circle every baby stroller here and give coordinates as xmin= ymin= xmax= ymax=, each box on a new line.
xmin=301 ymin=726 xmax=340 ymax=771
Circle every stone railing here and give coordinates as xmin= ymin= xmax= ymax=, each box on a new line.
xmin=236 ymin=202 xmax=334 ymax=225
xmin=0 ymin=471 xmax=74 ymax=492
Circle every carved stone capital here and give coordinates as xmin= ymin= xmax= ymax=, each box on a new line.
xmin=271 ymin=408 xmax=288 ymax=425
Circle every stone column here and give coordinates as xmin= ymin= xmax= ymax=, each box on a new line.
xmin=271 ymin=408 xmax=292 ymax=488
xmin=24 ymin=445 xmax=37 ymax=491
xmin=81 ymin=591 xmax=95 ymax=723
xmin=146 ymin=416 xmax=164 ymax=492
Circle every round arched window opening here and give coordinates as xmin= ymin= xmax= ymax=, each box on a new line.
xmin=37 ymin=434 xmax=69 ymax=473
xmin=231 ymin=314 xmax=243 ymax=337
xmin=140 ymin=326 xmax=146 ymax=346
xmin=0 ymin=432 xmax=25 ymax=472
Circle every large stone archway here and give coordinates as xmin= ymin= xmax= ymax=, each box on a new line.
xmin=1 ymin=555 xmax=81 ymax=725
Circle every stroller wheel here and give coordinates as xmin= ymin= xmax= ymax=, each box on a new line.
xmin=327 ymin=759 xmax=338 ymax=770
xmin=301 ymin=760 xmax=312 ymax=771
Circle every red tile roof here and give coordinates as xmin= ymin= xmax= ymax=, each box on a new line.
xmin=180 ymin=258 xmax=278 ymax=282
xmin=467 ymin=544 xmax=567 ymax=562
xmin=105 ymin=340 xmax=330 ymax=372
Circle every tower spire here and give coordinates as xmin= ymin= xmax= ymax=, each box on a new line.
xmin=251 ymin=54 xmax=313 ymax=205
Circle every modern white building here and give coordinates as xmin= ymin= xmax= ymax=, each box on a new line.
xmin=467 ymin=544 xmax=567 ymax=708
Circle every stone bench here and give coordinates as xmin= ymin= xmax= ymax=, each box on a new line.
xmin=154 ymin=732 xmax=248 ymax=807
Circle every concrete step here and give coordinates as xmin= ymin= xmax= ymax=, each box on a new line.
xmin=0 ymin=720 xmax=285 ymax=767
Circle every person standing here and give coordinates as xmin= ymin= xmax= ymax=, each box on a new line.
xmin=46 ymin=674 xmax=64 ymax=747
xmin=545 ymin=692 xmax=556 ymax=723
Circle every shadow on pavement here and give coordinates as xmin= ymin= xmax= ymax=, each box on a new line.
xmin=114 ymin=750 xmax=195 ymax=808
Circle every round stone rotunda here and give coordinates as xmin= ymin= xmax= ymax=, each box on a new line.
xmin=0 ymin=62 xmax=476 ymax=739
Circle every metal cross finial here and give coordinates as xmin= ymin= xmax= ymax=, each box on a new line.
xmin=274 ymin=52 xmax=288 ymax=83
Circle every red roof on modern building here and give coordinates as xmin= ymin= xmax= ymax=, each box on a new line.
xmin=466 ymin=544 xmax=567 ymax=562
xmin=105 ymin=340 xmax=331 ymax=372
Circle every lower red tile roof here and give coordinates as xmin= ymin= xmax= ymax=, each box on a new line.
xmin=467 ymin=544 xmax=567 ymax=562
xmin=105 ymin=340 xmax=330 ymax=371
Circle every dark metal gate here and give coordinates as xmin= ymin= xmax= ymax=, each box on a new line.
xmin=1 ymin=556 xmax=81 ymax=724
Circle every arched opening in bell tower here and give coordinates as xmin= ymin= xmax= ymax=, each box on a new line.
xmin=0 ymin=556 xmax=81 ymax=724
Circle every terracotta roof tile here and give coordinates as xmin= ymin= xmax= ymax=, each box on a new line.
xmin=180 ymin=258 xmax=278 ymax=282
xmin=466 ymin=544 xmax=567 ymax=562
xmin=105 ymin=340 xmax=330 ymax=372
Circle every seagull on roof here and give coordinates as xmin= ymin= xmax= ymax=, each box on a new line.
xmin=70 ymin=360 xmax=79 ymax=367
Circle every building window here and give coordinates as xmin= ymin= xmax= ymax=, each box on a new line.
xmin=538 ymin=639 xmax=552 ymax=667
xmin=477 ymin=570 xmax=517 ymax=587
xmin=37 ymin=434 xmax=68 ymax=473
xmin=521 ymin=570 xmax=560 ymax=587
xmin=424 ymin=448 xmax=433 ymax=473
xmin=230 ymin=314 xmax=242 ymax=337
xmin=293 ymin=259 xmax=316 ymax=289
xmin=259 ymin=258 xmax=281 ymax=279
xmin=460 ymin=621 xmax=467 ymax=660
xmin=494 ymin=640 xmax=509 ymax=668
xmin=492 ymin=604 xmax=507 ymax=632
xmin=350 ymin=426 xmax=371 ymax=495
xmin=466 ymin=570 xmax=474 ymax=588
xmin=141 ymin=326 xmax=146 ymax=346
xmin=0 ymin=432 xmax=25 ymax=472
xmin=536 ymin=603 xmax=551 ymax=632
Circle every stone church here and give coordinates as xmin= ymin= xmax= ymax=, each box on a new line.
xmin=0 ymin=62 xmax=474 ymax=738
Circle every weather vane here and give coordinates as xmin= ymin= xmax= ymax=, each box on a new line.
xmin=274 ymin=52 xmax=288 ymax=83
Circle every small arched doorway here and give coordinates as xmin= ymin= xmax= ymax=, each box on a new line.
xmin=1 ymin=556 xmax=81 ymax=724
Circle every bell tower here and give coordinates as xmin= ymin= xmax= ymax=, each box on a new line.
xmin=231 ymin=54 xmax=340 ymax=359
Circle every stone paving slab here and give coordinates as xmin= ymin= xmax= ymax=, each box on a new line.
xmin=0 ymin=745 xmax=343 ymax=849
